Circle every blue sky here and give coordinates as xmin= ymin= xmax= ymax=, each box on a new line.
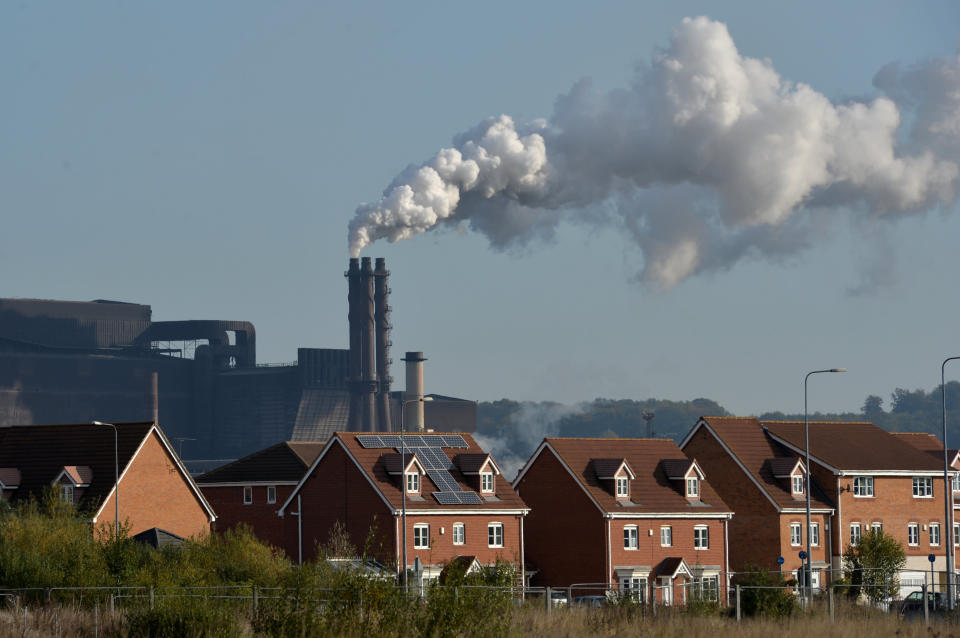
xmin=3 ymin=2 xmax=960 ymax=416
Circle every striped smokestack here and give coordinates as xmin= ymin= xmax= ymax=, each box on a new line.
xmin=374 ymin=258 xmax=392 ymax=432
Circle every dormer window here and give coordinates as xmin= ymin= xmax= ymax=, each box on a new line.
xmin=481 ymin=472 xmax=494 ymax=493
xmin=686 ymin=476 xmax=699 ymax=498
xmin=406 ymin=471 xmax=420 ymax=494
xmin=592 ymin=458 xmax=636 ymax=500
xmin=792 ymin=475 xmax=804 ymax=495
xmin=616 ymin=476 xmax=629 ymax=498
xmin=661 ymin=458 xmax=705 ymax=501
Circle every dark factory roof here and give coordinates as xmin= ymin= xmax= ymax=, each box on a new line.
xmin=196 ymin=441 xmax=325 ymax=485
xmin=290 ymin=388 xmax=351 ymax=442
xmin=279 ymin=432 xmax=528 ymax=514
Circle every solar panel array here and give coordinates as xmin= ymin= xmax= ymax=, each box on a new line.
xmin=356 ymin=434 xmax=482 ymax=506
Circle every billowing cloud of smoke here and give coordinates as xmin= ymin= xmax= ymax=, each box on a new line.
xmin=349 ymin=17 xmax=959 ymax=288
xmin=473 ymin=401 xmax=581 ymax=482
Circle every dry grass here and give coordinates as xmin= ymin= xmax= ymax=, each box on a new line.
xmin=0 ymin=602 xmax=958 ymax=637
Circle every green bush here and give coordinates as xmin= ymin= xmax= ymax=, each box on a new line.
xmin=734 ymin=566 xmax=798 ymax=618
xmin=126 ymin=598 xmax=246 ymax=638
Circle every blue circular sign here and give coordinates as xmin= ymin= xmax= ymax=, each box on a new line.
xmin=798 ymin=551 xmax=807 ymax=560
xmin=776 ymin=556 xmax=785 ymax=566
xmin=929 ymin=554 xmax=936 ymax=563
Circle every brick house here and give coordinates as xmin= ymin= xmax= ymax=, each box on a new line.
xmin=680 ymin=417 xmax=835 ymax=585
xmin=684 ymin=417 xmax=955 ymax=588
xmin=513 ymin=437 xmax=733 ymax=604
xmin=197 ymin=441 xmax=324 ymax=549
xmin=0 ymin=422 xmax=216 ymax=539
xmin=277 ymin=432 xmax=529 ymax=585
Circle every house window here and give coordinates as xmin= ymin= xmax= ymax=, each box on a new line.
xmin=61 ymin=483 xmax=74 ymax=504
xmin=913 ymin=477 xmax=933 ymax=498
xmin=266 ymin=486 xmax=276 ymax=504
xmin=853 ymin=476 xmax=874 ymax=497
xmin=930 ymin=523 xmax=941 ymax=546
xmin=871 ymin=522 xmax=882 ymax=534
xmin=790 ymin=523 xmax=802 ymax=546
xmin=243 ymin=486 xmax=253 ymax=505
xmin=952 ymin=474 xmax=960 ymax=492
xmin=810 ymin=523 xmax=820 ymax=547
xmin=452 ymin=523 xmax=465 ymax=545
xmin=414 ymin=524 xmax=430 ymax=549
xmin=850 ymin=523 xmax=861 ymax=546
xmin=686 ymin=477 xmax=699 ymax=498
xmin=624 ymin=525 xmax=638 ymax=550
xmin=660 ymin=526 xmax=672 ymax=547
xmin=908 ymin=523 xmax=919 ymax=547
xmin=621 ymin=577 xmax=645 ymax=601
xmin=792 ymin=475 xmax=804 ymax=495
xmin=616 ymin=476 xmax=629 ymax=498
xmin=481 ymin=472 xmax=494 ymax=493
xmin=954 ymin=523 xmax=960 ymax=547
xmin=694 ymin=575 xmax=719 ymax=602
xmin=694 ymin=525 xmax=709 ymax=550
xmin=488 ymin=523 xmax=504 ymax=548
xmin=406 ymin=472 xmax=420 ymax=493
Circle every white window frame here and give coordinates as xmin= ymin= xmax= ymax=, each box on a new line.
xmin=810 ymin=522 xmax=820 ymax=547
xmin=616 ymin=476 xmax=629 ymax=498
xmin=660 ymin=526 xmax=672 ymax=547
xmin=452 ymin=522 xmax=465 ymax=546
xmin=694 ymin=525 xmax=709 ymax=550
xmin=266 ymin=485 xmax=276 ymax=504
xmin=624 ymin=525 xmax=638 ymax=550
xmin=414 ymin=523 xmax=430 ymax=549
xmin=954 ymin=522 xmax=960 ymax=548
xmin=406 ymin=471 xmax=420 ymax=494
xmin=61 ymin=483 xmax=74 ymax=504
xmin=790 ymin=523 xmax=802 ymax=546
xmin=913 ymin=477 xmax=933 ymax=498
xmin=792 ymin=475 xmax=804 ymax=495
xmin=853 ymin=476 xmax=874 ymax=497
xmin=870 ymin=522 xmax=882 ymax=534
xmin=850 ymin=523 xmax=861 ymax=546
xmin=686 ymin=476 xmax=699 ymax=498
xmin=242 ymin=485 xmax=253 ymax=505
xmin=481 ymin=472 xmax=494 ymax=493
xmin=930 ymin=523 xmax=941 ymax=546
xmin=908 ymin=523 xmax=919 ymax=547
xmin=621 ymin=576 xmax=646 ymax=601
xmin=694 ymin=575 xmax=720 ymax=602
xmin=488 ymin=522 xmax=504 ymax=548
xmin=952 ymin=474 xmax=960 ymax=492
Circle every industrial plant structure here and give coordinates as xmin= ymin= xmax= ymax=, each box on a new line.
xmin=0 ymin=258 xmax=476 ymax=460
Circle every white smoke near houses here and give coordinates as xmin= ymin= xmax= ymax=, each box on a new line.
xmin=348 ymin=17 xmax=960 ymax=289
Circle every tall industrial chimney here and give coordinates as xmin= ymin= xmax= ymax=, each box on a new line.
xmin=346 ymin=258 xmax=364 ymax=430
xmin=359 ymin=257 xmax=377 ymax=430
xmin=402 ymin=351 xmax=427 ymax=432
xmin=374 ymin=258 xmax=392 ymax=432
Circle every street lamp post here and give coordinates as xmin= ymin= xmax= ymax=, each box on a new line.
xmin=805 ymin=368 xmax=845 ymax=608
xmin=942 ymin=357 xmax=960 ymax=609
xmin=92 ymin=421 xmax=119 ymax=541
xmin=400 ymin=396 xmax=433 ymax=592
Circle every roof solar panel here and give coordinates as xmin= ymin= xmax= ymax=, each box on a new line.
xmin=356 ymin=435 xmax=384 ymax=448
xmin=456 ymin=492 xmax=483 ymax=505
xmin=433 ymin=492 xmax=461 ymax=505
xmin=442 ymin=435 xmax=468 ymax=448
xmin=427 ymin=469 xmax=460 ymax=492
xmin=379 ymin=435 xmax=402 ymax=447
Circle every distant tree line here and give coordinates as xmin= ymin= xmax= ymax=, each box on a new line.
xmin=477 ymin=381 xmax=960 ymax=465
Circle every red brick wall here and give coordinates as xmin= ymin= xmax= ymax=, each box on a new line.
xmin=96 ymin=431 xmax=211 ymax=540
xmin=777 ymin=512 xmax=830 ymax=575
xmin=201 ymin=484 xmax=295 ymax=549
xmin=401 ymin=514 xmax=523 ymax=568
xmin=683 ymin=426 xmax=781 ymax=571
xmin=514 ymin=448 xmax=609 ymax=587
xmin=283 ymin=442 xmax=394 ymax=563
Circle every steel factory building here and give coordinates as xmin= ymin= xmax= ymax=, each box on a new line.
xmin=0 ymin=258 xmax=476 ymax=460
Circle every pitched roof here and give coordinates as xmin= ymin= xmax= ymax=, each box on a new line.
xmin=660 ymin=459 xmax=696 ymax=479
xmin=890 ymin=432 xmax=945 ymax=457
xmin=653 ymin=557 xmax=692 ymax=579
xmin=534 ymin=438 xmax=732 ymax=516
xmin=766 ymin=457 xmax=802 ymax=477
xmin=196 ymin=441 xmax=324 ymax=484
xmin=379 ymin=453 xmax=425 ymax=475
xmin=281 ymin=432 xmax=528 ymax=513
xmin=762 ymin=420 xmax=945 ymax=472
xmin=0 ymin=422 xmax=215 ymax=521
xmin=61 ymin=465 xmax=94 ymax=486
xmin=0 ymin=468 xmax=21 ymax=488
xmin=455 ymin=453 xmax=497 ymax=475
xmin=132 ymin=527 xmax=185 ymax=549
xmin=687 ymin=417 xmax=833 ymax=510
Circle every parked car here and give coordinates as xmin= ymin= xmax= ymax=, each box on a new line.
xmin=550 ymin=590 xmax=569 ymax=607
xmin=899 ymin=590 xmax=947 ymax=619
xmin=573 ymin=595 xmax=609 ymax=608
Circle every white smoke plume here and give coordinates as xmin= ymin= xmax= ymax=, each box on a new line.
xmin=348 ymin=17 xmax=959 ymax=288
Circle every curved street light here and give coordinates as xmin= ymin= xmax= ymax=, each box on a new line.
xmin=942 ymin=356 xmax=960 ymax=609
xmin=804 ymin=368 xmax=845 ymax=607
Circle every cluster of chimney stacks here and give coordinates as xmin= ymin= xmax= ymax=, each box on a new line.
xmin=346 ymin=257 xmax=430 ymax=432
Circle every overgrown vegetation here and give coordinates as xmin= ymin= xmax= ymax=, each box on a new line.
xmin=733 ymin=565 xmax=799 ymax=618
xmin=842 ymin=530 xmax=906 ymax=605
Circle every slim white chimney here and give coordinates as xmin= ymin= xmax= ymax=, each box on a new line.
xmin=402 ymin=351 xmax=427 ymax=431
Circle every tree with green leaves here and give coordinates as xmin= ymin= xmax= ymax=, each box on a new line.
xmin=843 ymin=529 xmax=906 ymax=605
